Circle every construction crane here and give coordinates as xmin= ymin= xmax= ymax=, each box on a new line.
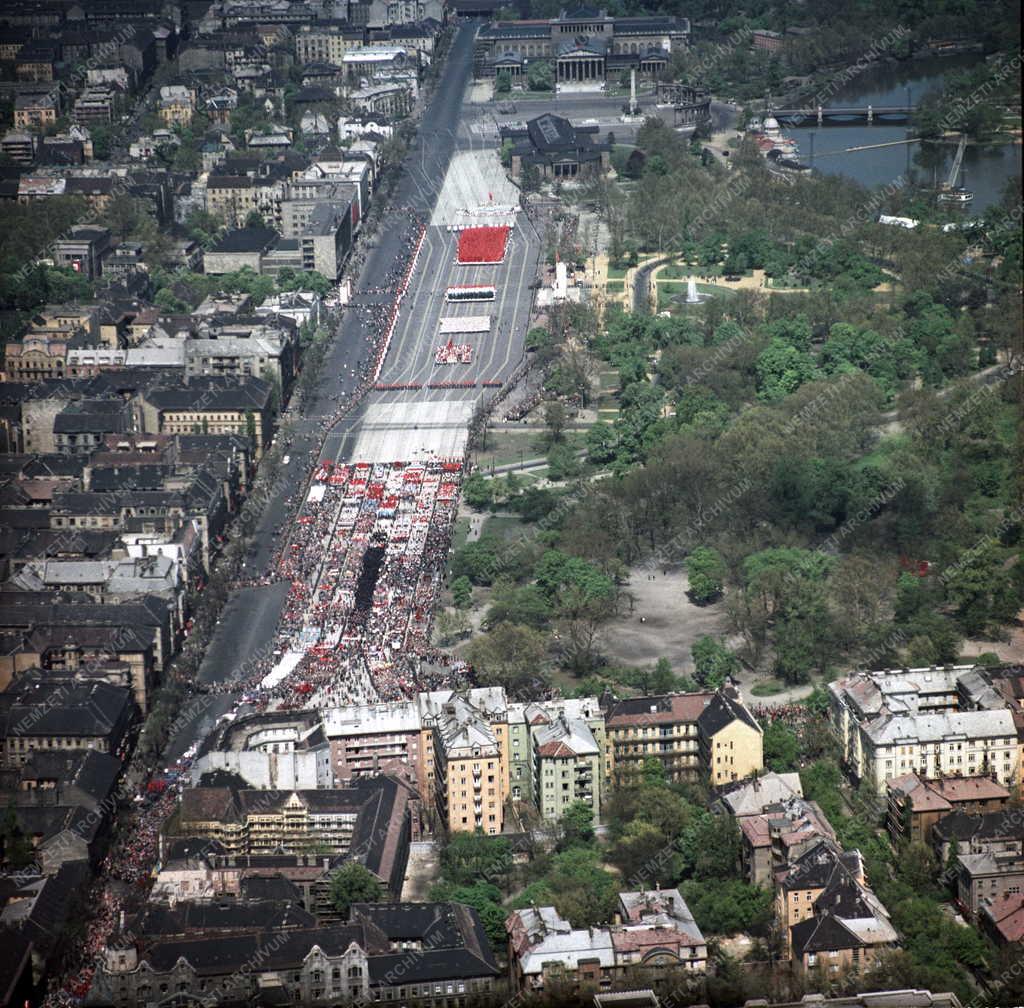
xmin=938 ymin=134 xmax=973 ymax=203
xmin=946 ymin=133 xmax=967 ymax=188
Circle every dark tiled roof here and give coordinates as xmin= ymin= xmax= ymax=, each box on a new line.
xmin=142 ymin=925 xmax=369 ymax=975
xmin=696 ymin=685 xmax=760 ymax=736
xmin=356 ymin=902 xmax=499 ymax=984
xmin=604 ymin=692 xmax=713 ymax=727
xmin=790 ymin=912 xmax=860 ymax=957
xmin=239 ymin=875 xmax=303 ymax=903
xmin=144 ymin=375 xmax=272 ymax=412
xmin=934 ymin=809 xmax=1024 ymax=843
xmin=133 ymin=899 xmax=315 ymax=937
xmin=208 ymin=226 xmax=279 ymax=253
xmin=0 ymin=679 xmax=131 ymax=739
xmin=0 ymin=529 xmax=118 ymax=560
xmin=17 ymin=748 xmax=120 ymax=807
xmin=180 ymin=787 xmax=240 ymax=824
xmin=89 ymin=465 xmax=169 ymax=492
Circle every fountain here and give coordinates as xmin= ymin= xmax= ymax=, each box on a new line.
xmin=677 ymin=277 xmax=712 ymax=305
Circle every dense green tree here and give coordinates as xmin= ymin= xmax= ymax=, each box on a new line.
xmin=428 ymin=880 xmax=507 ymax=950
xmin=800 ymin=759 xmax=844 ymax=823
xmin=465 ymin=621 xmax=548 ymax=695
xmin=451 ymin=575 xmax=473 ymax=609
xmin=649 ymin=656 xmax=677 ymax=693
xmin=485 ymin=583 xmax=550 ymax=629
xmin=462 ymin=472 xmax=493 ymax=510
xmin=547 ymin=443 xmax=582 ymax=481
xmin=451 ymin=536 xmax=502 ymax=585
xmin=537 ymin=847 xmax=618 ymax=927
xmin=543 ymin=399 xmax=569 ymax=444
xmin=681 ymin=811 xmax=741 ymax=880
xmin=520 ymin=162 xmax=542 ymax=193
xmin=526 ymin=60 xmax=554 ymax=91
xmin=762 ymin=721 xmax=800 ymax=773
xmin=686 ymin=546 xmax=726 ymax=604
xmin=943 ymin=543 xmax=1020 ymax=636
xmin=680 ymin=879 xmax=773 ymax=935
xmin=559 ymin=800 xmax=596 ymax=849
xmin=328 ymin=863 xmax=383 ymax=915
xmin=691 ymin=636 xmax=740 ymax=688
xmin=756 ymin=338 xmax=818 ymax=401
xmin=534 ymin=550 xmax=614 ymax=611
xmin=761 ymin=313 xmax=813 ymax=351
xmin=608 ymin=817 xmax=682 ymax=884
xmin=440 ymin=833 xmax=512 ymax=888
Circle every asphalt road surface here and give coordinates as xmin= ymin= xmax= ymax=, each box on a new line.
xmin=165 ymin=20 xmax=540 ymax=760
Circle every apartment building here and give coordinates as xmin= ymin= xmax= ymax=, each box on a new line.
xmin=0 ymin=675 xmax=134 ymax=767
xmin=139 ymin=375 xmax=275 ymax=459
xmin=321 ymin=691 xmax=609 ymax=826
xmin=507 ymin=696 xmax=604 ymax=804
xmin=420 ymin=686 xmax=509 ymax=834
xmin=980 ymin=892 xmax=1024 ymax=946
xmin=988 ymin=665 xmax=1024 ymax=794
xmin=322 ymin=699 xmax=422 ymax=782
xmin=781 ymin=842 xmax=897 ymax=970
xmin=602 ymin=691 xmax=713 ymax=786
xmin=739 ymin=795 xmax=837 ymax=887
xmin=533 ymin=714 xmax=602 ymax=823
xmin=51 ymin=225 xmax=113 ymax=280
xmin=186 ymin=316 xmax=298 ymax=393
xmin=956 ymin=851 xmax=1024 ymax=918
xmin=507 ymin=889 xmax=706 ymax=997
xmin=885 ymin=773 xmax=1010 ymax=846
xmin=294 ymin=20 xmax=362 ymax=65
xmin=830 ymin=666 xmax=1020 ymax=793
xmin=602 ymin=682 xmax=762 ymax=788
xmin=168 ymin=775 xmax=414 ymax=893
xmin=205 ymin=175 xmax=285 ymax=229
xmin=697 ymin=682 xmax=764 ymax=786
xmin=13 ymin=92 xmax=57 ymax=129
xmin=932 ymin=809 xmax=1024 ymax=863
xmin=92 ymin=901 xmax=499 ymax=1008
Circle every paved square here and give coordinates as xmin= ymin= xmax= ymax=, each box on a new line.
xmin=431 ymin=150 xmax=519 ymax=227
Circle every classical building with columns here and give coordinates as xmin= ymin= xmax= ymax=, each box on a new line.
xmin=500 ymin=113 xmax=611 ymax=181
xmin=475 ymin=6 xmax=688 ymax=81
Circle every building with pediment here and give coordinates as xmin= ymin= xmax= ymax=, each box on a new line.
xmin=475 ymin=6 xmax=688 ymax=82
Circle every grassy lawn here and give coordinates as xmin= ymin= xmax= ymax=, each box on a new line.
xmin=598 ymin=370 xmax=620 ymax=392
xmin=750 ymin=679 xmax=788 ymax=697
xmin=473 ymin=429 xmax=545 ymax=470
xmin=480 ymin=514 xmax=526 ymax=542
xmin=606 ymin=265 xmax=628 ymax=279
xmin=447 ymin=517 xmax=470 ymax=576
xmin=605 ymin=279 xmax=625 ymax=291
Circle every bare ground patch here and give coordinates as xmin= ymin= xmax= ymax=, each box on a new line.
xmin=601 ymin=568 xmax=727 ymax=673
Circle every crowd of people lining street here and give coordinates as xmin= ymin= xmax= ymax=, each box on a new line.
xmin=41 ymin=786 xmax=179 ymax=1008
